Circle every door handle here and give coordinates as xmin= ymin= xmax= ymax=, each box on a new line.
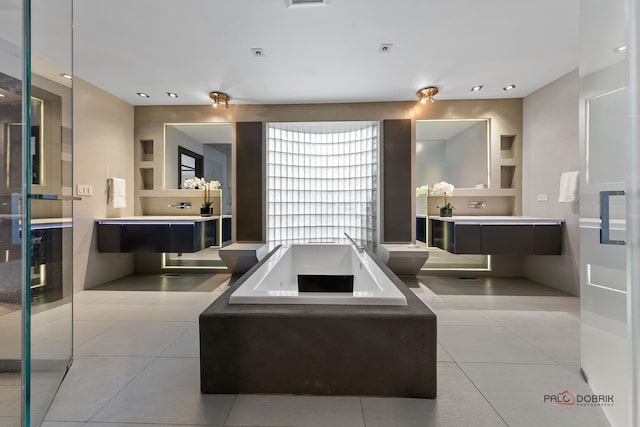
xmin=599 ymin=190 xmax=626 ymax=245
xmin=28 ymin=193 xmax=81 ymax=201
xmin=11 ymin=193 xmax=21 ymax=244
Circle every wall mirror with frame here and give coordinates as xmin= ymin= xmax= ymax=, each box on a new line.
xmin=415 ymin=119 xmax=489 ymax=190
xmin=163 ymin=123 xmax=232 ymax=269
xmin=415 ymin=119 xmax=490 ymax=271
xmin=164 ymin=123 xmax=232 ymax=215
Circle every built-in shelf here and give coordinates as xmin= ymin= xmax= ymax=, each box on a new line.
xmin=500 ymin=135 xmax=515 ymax=159
xmin=140 ymin=139 xmax=154 ymax=162
xmin=140 ymin=168 xmax=154 ymax=190
xmin=500 ymin=165 xmax=516 ymax=189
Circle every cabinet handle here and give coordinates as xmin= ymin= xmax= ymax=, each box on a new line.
xmin=599 ymin=190 xmax=626 ymax=245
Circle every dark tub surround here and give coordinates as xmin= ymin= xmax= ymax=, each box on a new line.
xmin=97 ymin=216 xmax=219 ymax=253
xmin=199 ymin=247 xmax=437 ymax=398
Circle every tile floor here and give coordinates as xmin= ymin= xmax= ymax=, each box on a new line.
xmin=39 ymin=275 xmax=611 ymax=427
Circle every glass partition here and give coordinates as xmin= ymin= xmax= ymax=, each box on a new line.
xmin=0 ymin=0 xmax=73 ymax=425
xmin=0 ymin=3 xmax=26 ymax=424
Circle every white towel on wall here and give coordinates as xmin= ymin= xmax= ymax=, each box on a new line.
xmin=558 ymin=171 xmax=579 ymax=203
xmin=108 ymin=177 xmax=127 ymax=208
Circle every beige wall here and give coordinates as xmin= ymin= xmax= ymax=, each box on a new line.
xmin=73 ymin=78 xmax=135 ymax=291
xmin=522 ymin=70 xmax=580 ymax=295
xmin=135 ymin=98 xmax=523 ymax=236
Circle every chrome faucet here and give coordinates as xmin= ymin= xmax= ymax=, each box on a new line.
xmin=344 ymin=232 xmax=364 ymax=253
xmin=168 ymin=201 xmax=192 ymax=209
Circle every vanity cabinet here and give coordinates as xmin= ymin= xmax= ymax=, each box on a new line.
xmin=97 ymin=217 xmax=218 ymax=253
xmin=429 ymin=216 xmax=562 ymax=255
xmin=416 ymin=216 xmax=427 ymax=243
xmin=222 ymin=216 xmax=232 ymax=243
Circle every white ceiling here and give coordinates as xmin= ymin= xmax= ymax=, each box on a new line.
xmin=4 ymin=0 xmax=581 ymax=106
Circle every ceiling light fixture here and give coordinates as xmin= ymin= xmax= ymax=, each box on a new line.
xmin=614 ymin=45 xmax=627 ymax=53
xmin=251 ymin=48 xmax=265 ymax=57
xmin=503 ymin=84 xmax=516 ymax=91
xmin=137 ymin=92 xmax=150 ymax=98
xmin=167 ymin=92 xmax=178 ymax=98
xmin=379 ymin=44 xmax=392 ymax=53
xmin=60 ymin=73 xmax=72 ymax=80
xmin=209 ymin=91 xmax=230 ymax=108
xmin=471 ymin=85 xmax=483 ymax=92
xmin=0 ymin=93 xmax=5 ymax=98
xmin=416 ymin=86 xmax=439 ymax=104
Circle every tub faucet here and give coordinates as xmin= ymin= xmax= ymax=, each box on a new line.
xmin=168 ymin=201 xmax=191 ymax=209
xmin=344 ymin=232 xmax=364 ymax=253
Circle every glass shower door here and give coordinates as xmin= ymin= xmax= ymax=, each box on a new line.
xmin=0 ymin=0 xmax=73 ymax=425
xmin=28 ymin=0 xmax=74 ymax=425
xmin=0 ymin=3 xmax=27 ymax=426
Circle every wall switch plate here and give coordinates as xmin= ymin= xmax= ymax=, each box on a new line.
xmin=468 ymin=201 xmax=485 ymax=209
xmin=76 ymin=184 xmax=93 ymax=196
xmin=537 ymin=194 xmax=548 ymax=202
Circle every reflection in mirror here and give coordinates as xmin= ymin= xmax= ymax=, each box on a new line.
xmin=165 ymin=123 xmax=232 ymax=214
xmin=164 ymin=123 xmax=232 ymax=269
xmin=415 ymin=119 xmax=490 ymax=271
xmin=415 ymin=119 xmax=489 ymax=189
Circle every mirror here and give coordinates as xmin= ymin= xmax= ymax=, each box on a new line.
xmin=415 ymin=119 xmax=489 ymax=189
xmin=164 ymin=123 xmax=232 ymax=215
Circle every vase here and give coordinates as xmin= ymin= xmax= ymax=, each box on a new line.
xmin=200 ymin=207 xmax=213 ymax=217
xmin=440 ymin=207 xmax=453 ymax=217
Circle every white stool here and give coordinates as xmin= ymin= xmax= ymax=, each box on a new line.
xmin=377 ymin=244 xmax=429 ymax=277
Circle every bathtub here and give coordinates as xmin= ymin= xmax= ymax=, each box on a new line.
xmin=229 ymin=244 xmax=408 ymax=306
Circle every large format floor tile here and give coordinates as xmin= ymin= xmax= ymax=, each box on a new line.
xmin=90 ymin=358 xmax=235 ymax=425
xmin=38 ymin=275 xmax=610 ymax=427
xmin=459 ymin=363 xmax=610 ymax=427
xmin=226 ymin=395 xmax=365 ymax=427
xmin=438 ymin=325 xmax=556 ymax=364
xmin=74 ymin=321 xmax=189 ymax=357
xmin=362 ymin=363 xmax=506 ymax=427
xmin=45 ymin=356 xmax=154 ymax=422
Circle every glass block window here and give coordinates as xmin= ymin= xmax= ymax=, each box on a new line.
xmin=267 ymin=121 xmax=379 ymax=247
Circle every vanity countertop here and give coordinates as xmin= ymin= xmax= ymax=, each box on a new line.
xmin=96 ymin=216 xmax=219 ymax=223
xmin=427 ymin=215 xmax=564 ymax=225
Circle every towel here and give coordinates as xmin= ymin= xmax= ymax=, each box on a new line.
xmin=558 ymin=171 xmax=579 ymax=203
xmin=108 ymin=177 xmax=127 ymax=208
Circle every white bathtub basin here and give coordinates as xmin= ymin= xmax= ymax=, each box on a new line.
xmin=229 ymin=244 xmax=407 ymax=306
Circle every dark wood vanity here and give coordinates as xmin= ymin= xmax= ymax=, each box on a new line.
xmin=97 ymin=216 xmax=220 ymax=253
xmin=428 ymin=216 xmax=563 ymax=255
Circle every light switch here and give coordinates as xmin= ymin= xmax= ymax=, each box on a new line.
xmin=76 ymin=184 xmax=93 ymax=196
xmin=537 ymin=194 xmax=548 ymax=202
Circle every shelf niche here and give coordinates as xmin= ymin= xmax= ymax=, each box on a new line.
xmin=140 ymin=139 xmax=154 ymax=161
xmin=140 ymin=168 xmax=154 ymax=190
xmin=500 ymin=135 xmax=515 ymax=159
xmin=500 ymin=165 xmax=516 ymax=189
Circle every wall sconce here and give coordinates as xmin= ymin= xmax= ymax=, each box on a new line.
xmin=209 ymin=91 xmax=230 ymax=108
xmin=416 ymin=86 xmax=439 ymax=104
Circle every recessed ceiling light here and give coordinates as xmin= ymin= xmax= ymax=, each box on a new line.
xmin=251 ymin=48 xmax=265 ymax=57
xmin=286 ymin=0 xmax=329 ymax=7
xmin=167 ymin=92 xmax=178 ymax=98
xmin=378 ymin=44 xmax=392 ymax=53
xmin=471 ymin=85 xmax=483 ymax=92
xmin=60 ymin=73 xmax=72 ymax=80
xmin=503 ymin=84 xmax=516 ymax=91
xmin=137 ymin=92 xmax=149 ymax=98
xmin=614 ymin=45 xmax=627 ymax=53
